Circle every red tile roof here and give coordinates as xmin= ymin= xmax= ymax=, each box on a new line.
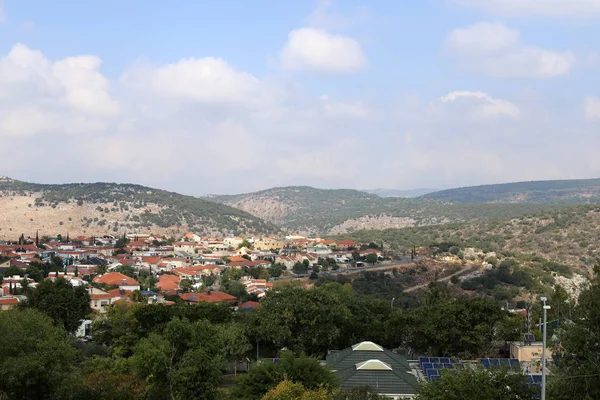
xmin=180 ymin=290 xmax=237 ymax=304
xmin=94 ymin=272 xmax=140 ymax=287
xmin=239 ymin=301 xmax=260 ymax=309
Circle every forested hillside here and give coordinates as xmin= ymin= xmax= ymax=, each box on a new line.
xmin=422 ymin=178 xmax=600 ymax=203
xmin=209 ymin=186 xmax=558 ymax=235
xmin=0 ymin=178 xmax=279 ymax=238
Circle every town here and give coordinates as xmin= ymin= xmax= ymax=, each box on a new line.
xmin=1 ymin=229 xmax=579 ymax=399
xmin=0 ymin=232 xmax=389 ymax=311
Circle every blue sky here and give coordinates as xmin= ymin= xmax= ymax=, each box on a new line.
xmin=1 ymin=0 xmax=600 ymax=195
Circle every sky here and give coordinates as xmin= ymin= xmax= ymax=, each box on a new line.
xmin=1 ymin=0 xmax=600 ymax=195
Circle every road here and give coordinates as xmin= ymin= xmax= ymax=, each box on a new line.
xmin=274 ymin=257 xmax=417 ymax=281
xmin=403 ymin=265 xmax=475 ymax=293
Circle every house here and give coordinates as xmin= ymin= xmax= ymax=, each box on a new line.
xmin=240 ymin=277 xmax=272 ymax=298
xmin=94 ymin=272 xmax=141 ymax=291
xmin=88 ymin=287 xmax=113 ymax=313
xmin=0 ymin=297 xmax=19 ymax=311
xmin=336 ymin=240 xmax=359 ymax=250
xmin=173 ymin=242 xmax=198 ymax=254
xmin=509 ymin=341 xmax=553 ymax=368
xmin=253 ymin=239 xmax=287 ymax=251
xmin=239 ymin=301 xmax=260 ymax=311
xmin=156 ymin=274 xmax=181 ymax=293
xmin=180 ymin=290 xmax=237 ymax=305
xmin=326 ymin=341 xmax=419 ymax=399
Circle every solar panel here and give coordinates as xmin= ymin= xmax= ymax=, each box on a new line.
xmin=430 ymin=357 xmax=440 ymax=364
xmin=509 ymin=359 xmax=520 ymax=368
xmin=499 ymin=359 xmax=510 ymax=366
xmin=426 ymin=369 xmax=440 ymax=380
xmin=440 ymin=357 xmax=450 ymax=364
xmin=449 ymin=358 xmax=459 ymax=364
xmin=525 ymin=333 xmax=535 ymax=342
xmin=527 ymin=375 xmax=534 ymax=383
xmin=490 ymin=359 xmax=501 ymax=367
xmin=532 ymin=375 xmax=542 ymax=383
xmin=422 ymin=363 xmax=433 ymax=372
xmin=443 ymin=363 xmax=454 ymax=369
xmin=419 ymin=357 xmax=429 ymax=370
xmin=433 ymin=363 xmax=443 ymax=369
xmin=480 ymin=359 xmax=491 ymax=369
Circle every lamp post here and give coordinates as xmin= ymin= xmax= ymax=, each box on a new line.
xmin=541 ymin=297 xmax=551 ymax=400
xmin=391 ymin=297 xmax=395 ymax=309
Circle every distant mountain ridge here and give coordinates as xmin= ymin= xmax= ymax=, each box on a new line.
xmin=363 ymin=188 xmax=438 ymax=198
xmin=421 ymin=178 xmax=600 ymax=203
xmin=0 ymin=178 xmax=279 ymax=238
xmin=208 ymin=185 xmax=556 ymax=235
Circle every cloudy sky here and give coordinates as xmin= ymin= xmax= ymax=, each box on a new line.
xmin=1 ymin=0 xmax=599 ymax=195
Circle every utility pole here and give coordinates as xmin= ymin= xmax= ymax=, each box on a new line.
xmin=541 ymin=296 xmax=551 ymax=400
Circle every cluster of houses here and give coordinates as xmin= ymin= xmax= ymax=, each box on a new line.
xmin=0 ymin=232 xmax=382 ymax=312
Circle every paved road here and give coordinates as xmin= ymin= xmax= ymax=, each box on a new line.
xmin=275 ymin=257 xmax=417 ymax=281
xmin=403 ymin=265 xmax=475 ymax=293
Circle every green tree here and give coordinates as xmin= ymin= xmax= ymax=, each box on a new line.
xmin=24 ymin=277 xmax=90 ymax=333
xmin=365 ymin=253 xmax=378 ymax=265
xmin=234 ymin=352 xmax=338 ymax=399
xmin=131 ymin=317 xmax=224 ymax=400
xmin=416 ymin=366 xmax=537 ymax=400
xmin=406 ymin=298 xmax=508 ymax=358
xmin=549 ymin=267 xmax=600 ymax=400
xmin=0 ymin=309 xmax=77 ymax=400
xmin=262 ymin=380 xmax=330 ymax=400
xmin=293 ymin=262 xmax=308 ymax=275
xmin=268 ymin=263 xmax=286 ymax=278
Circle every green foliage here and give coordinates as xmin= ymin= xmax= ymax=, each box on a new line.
xmin=549 ymin=269 xmax=600 ymax=399
xmin=404 ymin=298 xmax=509 ymax=358
xmin=365 ymin=253 xmax=378 ymax=265
xmin=416 ymin=365 xmax=538 ymax=400
xmin=131 ymin=317 xmax=224 ymax=400
xmin=0 ymin=309 xmax=77 ymax=399
xmin=423 ymin=177 xmax=600 ymax=204
xmin=24 ymin=277 xmax=90 ymax=333
xmin=233 ymin=352 xmax=338 ymax=400
xmin=212 ymin=185 xmax=558 ymax=234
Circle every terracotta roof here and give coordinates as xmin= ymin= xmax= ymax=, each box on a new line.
xmin=239 ymin=301 xmax=260 ymax=309
xmin=180 ymin=290 xmax=237 ymax=304
xmin=0 ymin=297 xmax=19 ymax=305
xmin=94 ymin=272 xmax=140 ymax=286
xmin=156 ymin=274 xmax=180 ymax=291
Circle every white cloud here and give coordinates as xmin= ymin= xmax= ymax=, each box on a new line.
xmin=444 ymin=22 xmax=575 ymax=78
xmin=130 ymin=57 xmax=260 ymax=103
xmin=455 ymin=0 xmax=600 ymax=17
xmin=0 ymin=44 xmax=117 ymax=138
xmin=1 ymin=42 xmax=600 ymax=195
xmin=584 ymin=96 xmax=600 ymax=120
xmin=440 ymin=90 xmax=521 ymax=118
xmin=445 ymin=22 xmax=519 ymax=55
xmin=279 ymin=27 xmax=366 ymax=74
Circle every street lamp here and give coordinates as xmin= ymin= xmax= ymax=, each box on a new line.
xmin=540 ymin=297 xmax=551 ymax=400
xmin=391 ymin=297 xmax=395 ymax=309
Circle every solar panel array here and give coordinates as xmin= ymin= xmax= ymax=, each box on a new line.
xmin=479 ymin=358 xmax=521 ymax=369
xmin=418 ymin=357 xmax=464 ymax=381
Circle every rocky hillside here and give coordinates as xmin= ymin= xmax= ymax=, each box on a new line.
xmin=0 ymin=178 xmax=279 ymax=239
xmin=422 ymin=178 xmax=600 ymax=203
xmin=340 ymin=204 xmax=600 ymax=272
xmin=208 ymin=186 xmax=558 ymax=235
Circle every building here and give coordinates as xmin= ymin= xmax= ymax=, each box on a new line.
xmin=180 ymin=290 xmax=237 ymax=305
xmin=88 ymin=287 xmax=113 ymax=313
xmin=93 ymin=272 xmax=141 ymax=291
xmin=509 ymin=341 xmax=553 ymax=366
xmin=326 ymin=341 xmax=419 ymax=399
xmin=0 ymin=296 xmax=19 ymax=311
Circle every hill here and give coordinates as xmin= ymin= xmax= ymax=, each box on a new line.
xmin=0 ymin=178 xmax=279 ymax=239
xmin=338 ymin=204 xmax=600 ymax=271
xmin=421 ymin=178 xmax=600 ymax=203
xmin=207 ymin=186 xmax=559 ymax=235
xmin=363 ymin=188 xmax=438 ymax=198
